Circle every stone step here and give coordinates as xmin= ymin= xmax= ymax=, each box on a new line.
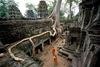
xmin=62 ymin=47 xmax=75 ymax=54
xmin=11 ymin=49 xmax=40 ymax=67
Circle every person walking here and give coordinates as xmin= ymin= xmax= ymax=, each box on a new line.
xmin=52 ymin=47 xmax=55 ymax=56
xmin=51 ymin=47 xmax=58 ymax=66
xmin=53 ymin=55 xmax=58 ymax=65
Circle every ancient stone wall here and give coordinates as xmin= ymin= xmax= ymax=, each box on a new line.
xmin=0 ymin=19 xmax=52 ymax=44
xmin=79 ymin=0 xmax=100 ymax=67
xmin=59 ymin=0 xmax=100 ymax=67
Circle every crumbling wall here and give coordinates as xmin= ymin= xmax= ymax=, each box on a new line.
xmin=79 ymin=0 xmax=100 ymax=67
xmin=58 ymin=0 xmax=100 ymax=67
xmin=0 ymin=19 xmax=52 ymax=44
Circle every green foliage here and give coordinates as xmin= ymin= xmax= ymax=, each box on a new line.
xmin=48 ymin=5 xmax=53 ymax=15
xmin=26 ymin=3 xmax=34 ymax=10
xmin=0 ymin=0 xmax=17 ymax=17
xmin=26 ymin=3 xmax=38 ymax=12
xmin=60 ymin=10 xmax=66 ymax=20
xmin=0 ymin=0 xmax=8 ymax=17
xmin=48 ymin=0 xmax=56 ymax=15
xmin=64 ymin=0 xmax=80 ymax=20
xmin=73 ymin=12 xmax=79 ymax=21
xmin=7 ymin=0 xmax=17 ymax=6
xmin=25 ymin=10 xmax=35 ymax=18
xmin=47 ymin=0 xmax=80 ymax=21
xmin=48 ymin=0 xmax=66 ymax=20
xmin=25 ymin=3 xmax=38 ymax=18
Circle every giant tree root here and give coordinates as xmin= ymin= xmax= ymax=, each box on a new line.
xmin=8 ymin=0 xmax=62 ymax=62
xmin=8 ymin=20 xmax=57 ymax=61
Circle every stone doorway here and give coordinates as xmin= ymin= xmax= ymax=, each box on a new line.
xmin=35 ymin=44 xmax=43 ymax=54
xmin=90 ymin=50 xmax=100 ymax=67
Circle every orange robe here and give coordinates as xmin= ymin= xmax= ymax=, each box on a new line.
xmin=53 ymin=56 xmax=58 ymax=65
xmin=52 ymin=48 xmax=55 ymax=56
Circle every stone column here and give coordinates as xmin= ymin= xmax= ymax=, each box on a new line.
xmin=49 ymin=38 xmax=52 ymax=45
xmin=42 ymin=42 xmax=44 ymax=51
xmin=32 ymin=47 xmax=35 ymax=56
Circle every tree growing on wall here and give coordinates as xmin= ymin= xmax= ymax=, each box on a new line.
xmin=48 ymin=0 xmax=65 ymax=21
xmin=8 ymin=0 xmax=64 ymax=62
xmin=49 ymin=0 xmax=63 ymax=34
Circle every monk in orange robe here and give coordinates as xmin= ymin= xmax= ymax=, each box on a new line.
xmin=53 ymin=55 xmax=58 ymax=65
xmin=52 ymin=47 xmax=55 ymax=56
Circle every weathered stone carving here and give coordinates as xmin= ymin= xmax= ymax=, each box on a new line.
xmin=38 ymin=0 xmax=48 ymax=18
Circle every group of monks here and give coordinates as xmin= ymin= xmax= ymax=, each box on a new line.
xmin=52 ymin=47 xmax=58 ymax=65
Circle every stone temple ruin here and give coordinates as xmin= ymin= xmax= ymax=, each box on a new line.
xmin=58 ymin=0 xmax=100 ymax=67
xmin=38 ymin=0 xmax=48 ymax=18
xmin=0 ymin=0 xmax=100 ymax=67
xmin=8 ymin=4 xmax=23 ymax=19
xmin=0 ymin=0 xmax=53 ymax=67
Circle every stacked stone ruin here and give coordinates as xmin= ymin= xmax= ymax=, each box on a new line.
xmin=8 ymin=5 xmax=23 ymax=19
xmin=38 ymin=0 xmax=48 ymax=18
xmin=0 ymin=1 xmax=52 ymax=67
xmin=0 ymin=0 xmax=51 ymax=44
xmin=79 ymin=0 xmax=100 ymax=67
xmin=58 ymin=0 xmax=100 ymax=67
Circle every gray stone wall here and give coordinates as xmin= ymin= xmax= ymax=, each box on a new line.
xmin=79 ymin=0 xmax=100 ymax=67
xmin=0 ymin=19 xmax=52 ymax=44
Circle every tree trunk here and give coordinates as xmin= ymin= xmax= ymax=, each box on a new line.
xmin=49 ymin=0 xmax=62 ymax=34
xmin=69 ymin=0 xmax=72 ymax=20
xmin=8 ymin=0 xmax=63 ymax=62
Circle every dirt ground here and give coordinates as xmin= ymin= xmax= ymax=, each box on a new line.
xmin=35 ymin=37 xmax=71 ymax=67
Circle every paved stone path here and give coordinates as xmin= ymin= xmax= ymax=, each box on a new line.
xmin=36 ymin=38 xmax=71 ymax=67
